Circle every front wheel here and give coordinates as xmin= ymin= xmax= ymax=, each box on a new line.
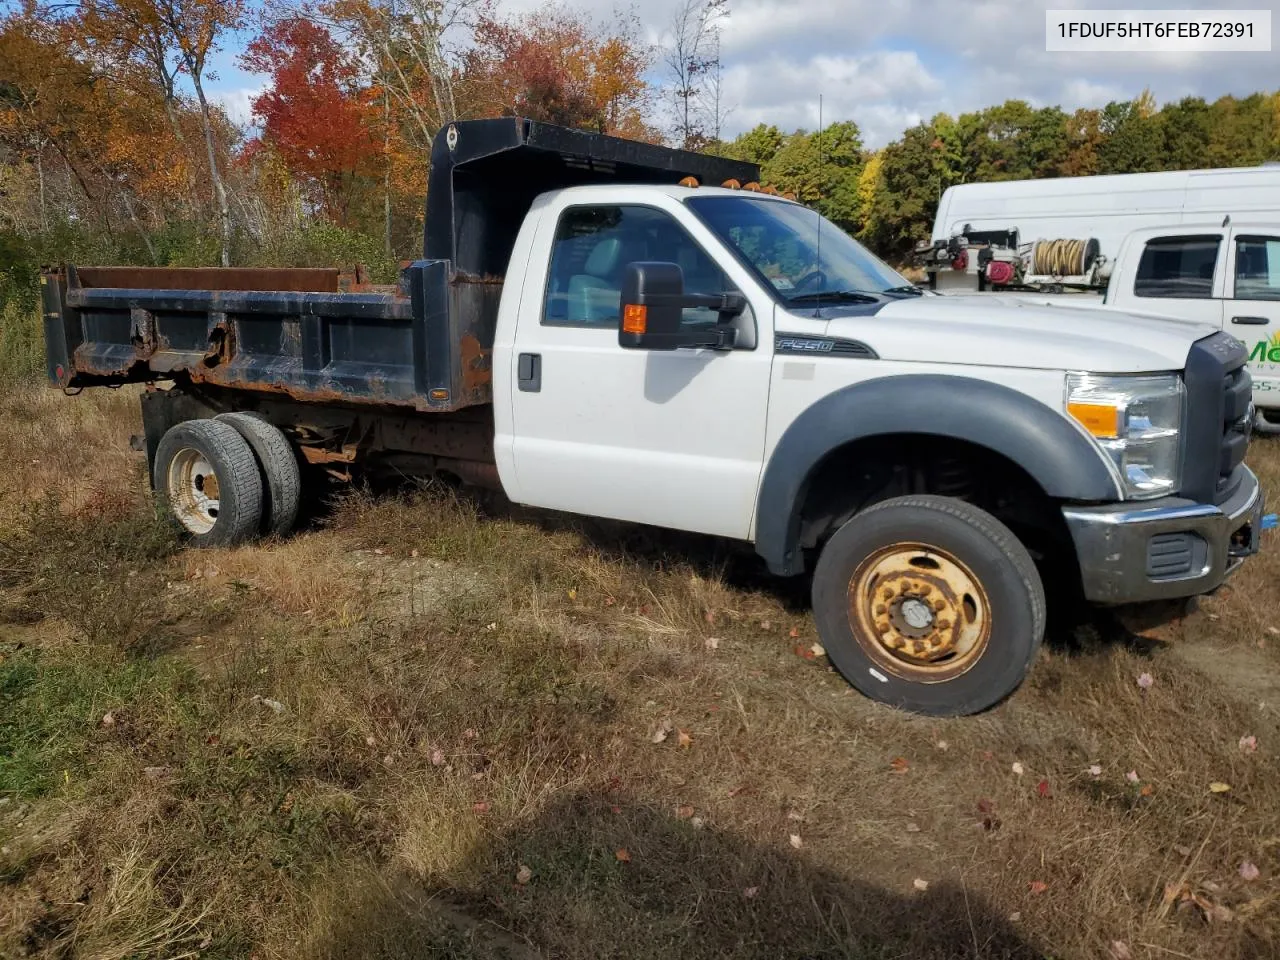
xmin=812 ymin=495 xmax=1045 ymax=716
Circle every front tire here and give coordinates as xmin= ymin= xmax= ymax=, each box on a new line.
xmin=154 ymin=419 xmax=264 ymax=547
xmin=812 ymin=495 xmax=1045 ymax=716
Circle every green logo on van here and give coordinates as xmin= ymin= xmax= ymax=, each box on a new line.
xmin=1249 ymin=334 xmax=1280 ymax=363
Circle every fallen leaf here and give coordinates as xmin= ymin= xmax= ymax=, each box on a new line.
xmin=981 ymin=750 xmax=994 ymax=762
xmin=1209 ymin=781 xmax=1231 ymax=794
xmin=651 ymin=719 xmax=674 ymax=743
xmin=1011 ymin=761 xmax=1025 ymax=776
xmin=691 ymin=816 xmax=705 ymax=829
xmin=615 ymin=848 xmax=631 ymax=863
xmin=728 ymin=784 xmax=749 ymax=798
xmin=515 ymin=864 xmax=532 ymax=885
xmin=611 ymin=805 xmax=622 ymax=814
xmin=789 ymin=833 xmax=802 ymax=849
xmin=677 ymin=805 xmax=695 ymax=819
xmin=1029 ymin=880 xmax=1048 ymax=894
xmin=786 ymin=810 xmax=805 ymax=821
xmin=905 ymin=822 xmax=921 ymax=833
xmin=705 ymin=636 xmax=721 ymax=651
xmin=567 ymin=588 xmax=577 ymax=600
xmin=143 ymin=766 xmax=169 ymax=779
xmin=430 ymin=748 xmax=445 ymax=766
xmin=1125 ymin=770 xmax=1140 ymax=784
xmin=935 ymin=740 xmax=949 ymax=751
xmin=743 ymin=886 xmax=759 ymax=899
xmin=1240 ymin=735 xmax=1259 ymax=753
xmin=677 ymin=729 xmax=694 ymax=748
xmin=365 ymin=735 xmax=377 ymax=747
xmin=1240 ymin=861 xmax=1261 ymax=881
xmin=1008 ymin=911 xmax=1021 ymax=922
xmin=889 ymin=756 xmax=910 ymax=774
xmin=1174 ymin=844 xmax=1192 ymax=857
xmin=472 ymin=801 xmax=490 ymax=813
xmin=1088 ymin=764 xmax=1103 ymax=777
xmin=913 ymin=878 xmax=929 ymax=891
xmin=794 ymin=644 xmax=815 ymax=660
xmin=1136 ymin=672 xmax=1154 ymax=690
xmin=1140 ymin=784 xmax=1155 ymax=797
xmin=101 ymin=712 xmax=115 ymax=728
xmin=1269 ymin=626 xmax=1280 ymax=637
xmin=810 ymin=642 xmax=826 ymax=657
xmin=977 ymin=798 xmax=994 ymax=814
xmin=759 ymin=620 xmax=771 ymax=631
xmin=1036 ymin=779 xmax=1051 ymax=799
xmin=1109 ymin=941 xmax=1132 ymax=960
xmin=463 ymin=728 xmax=478 ymax=740
xmin=789 ymin=626 xmax=800 ymax=639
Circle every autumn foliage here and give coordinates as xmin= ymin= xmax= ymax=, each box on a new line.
xmin=242 ymin=18 xmax=380 ymax=224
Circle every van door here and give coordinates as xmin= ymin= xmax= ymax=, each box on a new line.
xmin=1226 ymin=230 xmax=1280 ymax=410
xmin=1124 ymin=232 xmax=1228 ymax=326
xmin=505 ymin=199 xmax=774 ymax=540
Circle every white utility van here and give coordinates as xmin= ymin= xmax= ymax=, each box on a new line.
xmin=916 ymin=165 xmax=1280 ymax=294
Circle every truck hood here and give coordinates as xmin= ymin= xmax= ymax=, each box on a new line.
xmin=847 ymin=296 xmax=1218 ymax=373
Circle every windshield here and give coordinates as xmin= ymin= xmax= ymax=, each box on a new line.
xmin=686 ymin=195 xmax=912 ymax=303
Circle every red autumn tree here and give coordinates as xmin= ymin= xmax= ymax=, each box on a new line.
xmin=241 ymin=17 xmax=380 ymax=224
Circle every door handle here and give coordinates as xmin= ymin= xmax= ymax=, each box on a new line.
xmin=1231 ymin=316 xmax=1269 ymax=325
xmin=518 ymin=352 xmax=541 ymax=392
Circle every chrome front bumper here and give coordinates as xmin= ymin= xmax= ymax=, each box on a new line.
xmin=1062 ymin=466 xmax=1263 ymax=605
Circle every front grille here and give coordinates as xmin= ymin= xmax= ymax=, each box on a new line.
xmin=1181 ymin=333 xmax=1251 ymax=504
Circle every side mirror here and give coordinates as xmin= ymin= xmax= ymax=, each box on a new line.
xmin=617 ymin=261 xmax=745 ymax=351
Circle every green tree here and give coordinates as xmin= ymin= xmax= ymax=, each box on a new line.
xmin=1159 ymin=96 xmax=1212 ymax=170
xmin=760 ymin=121 xmax=863 ymax=231
xmin=720 ymin=123 xmax=784 ymax=167
xmin=1097 ymin=91 xmax=1162 ymax=173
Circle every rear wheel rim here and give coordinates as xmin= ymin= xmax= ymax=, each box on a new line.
xmin=167 ymin=447 xmax=221 ymax=535
xmin=847 ymin=541 xmax=991 ymax=682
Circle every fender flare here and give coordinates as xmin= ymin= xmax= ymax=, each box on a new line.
xmin=754 ymin=374 xmax=1122 ymax=575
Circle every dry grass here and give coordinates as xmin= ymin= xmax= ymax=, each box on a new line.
xmin=3 ymin=386 xmax=1280 ymax=959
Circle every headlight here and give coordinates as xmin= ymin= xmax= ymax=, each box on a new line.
xmin=1065 ymin=373 xmax=1184 ymax=499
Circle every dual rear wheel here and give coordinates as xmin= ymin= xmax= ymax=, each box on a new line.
xmin=154 ymin=414 xmax=301 ymax=547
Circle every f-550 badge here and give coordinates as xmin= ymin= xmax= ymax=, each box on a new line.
xmin=776 ymin=336 xmax=834 ymax=353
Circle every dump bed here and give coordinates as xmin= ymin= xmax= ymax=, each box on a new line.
xmin=42 ymin=118 xmax=758 ymax=413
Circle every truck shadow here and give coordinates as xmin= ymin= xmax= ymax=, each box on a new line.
xmin=312 ymin=789 xmax=1041 ymax=960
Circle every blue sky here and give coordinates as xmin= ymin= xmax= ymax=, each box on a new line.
xmin=207 ymin=0 xmax=1280 ymax=147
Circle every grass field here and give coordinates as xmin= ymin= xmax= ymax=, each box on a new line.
xmin=2 ymin=383 xmax=1280 ymax=959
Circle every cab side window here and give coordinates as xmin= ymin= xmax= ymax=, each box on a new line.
xmin=543 ymin=204 xmax=734 ymax=327
xmin=1133 ymin=236 xmax=1220 ymax=299
xmin=1234 ymin=236 xmax=1280 ymax=301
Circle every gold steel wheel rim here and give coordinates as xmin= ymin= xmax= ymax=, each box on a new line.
xmin=847 ymin=541 xmax=991 ymax=682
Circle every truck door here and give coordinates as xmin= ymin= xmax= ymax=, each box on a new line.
xmin=1227 ymin=230 xmax=1280 ymax=409
xmin=505 ymin=199 xmax=773 ymax=540
xmin=1125 ymin=232 xmax=1228 ymax=326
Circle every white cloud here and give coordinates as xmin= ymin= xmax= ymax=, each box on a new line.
xmin=211 ymin=86 xmax=264 ymax=128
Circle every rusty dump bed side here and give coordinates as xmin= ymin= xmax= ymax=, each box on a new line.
xmin=41 ymin=261 xmax=498 ymax=413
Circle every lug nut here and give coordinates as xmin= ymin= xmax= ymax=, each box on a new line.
xmin=937 ymin=619 xmax=951 ymax=630
xmin=875 ymin=604 xmax=887 ymax=616
xmin=882 ymin=586 xmax=895 ymax=600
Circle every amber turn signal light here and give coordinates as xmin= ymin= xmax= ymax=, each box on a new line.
xmin=622 ymin=303 xmax=647 ymax=334
xmin=1067 ymin=401 xmax=1120 ymax=438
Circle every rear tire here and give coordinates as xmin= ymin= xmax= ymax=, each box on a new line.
xmin=215 ymin=412 xmax=301 ymax=537
xmin=811 ymin=495 xmax=1045 ymax=716
xmin=154 ymin=419 xmax=263 ymax=547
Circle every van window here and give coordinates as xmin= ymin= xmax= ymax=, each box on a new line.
xmin=1234 ymin=236 xmax=1280 ymax=301
xmin=1133 ymin=236 xmax=1221 ymax=299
